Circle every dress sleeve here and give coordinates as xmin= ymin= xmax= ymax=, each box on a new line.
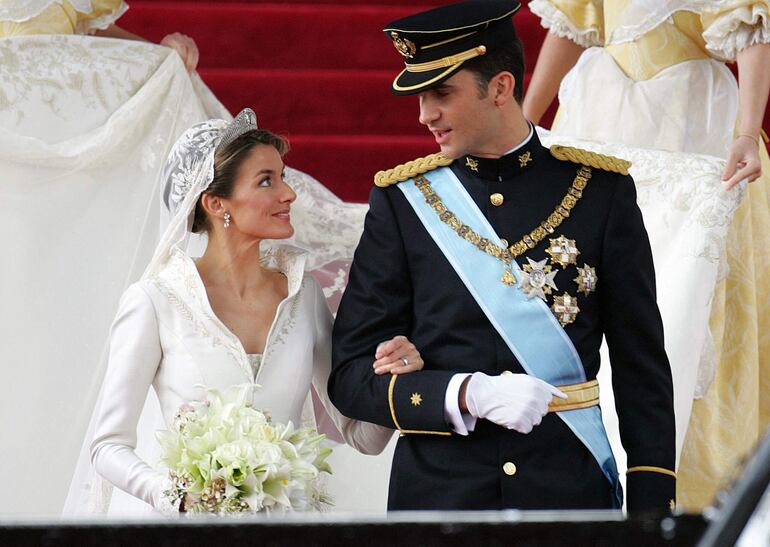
xmin=89 ymin=283 xmax=177 ymax=514
xmin=75 ymin=0 xmax=128 ymax=34
xmin=308 ymin=277 xmax=394 ymax=455
xmin=702 ymin=0 xmax=770 ymax=60
xmin=528 ymin=0 xmax=605 ymax=47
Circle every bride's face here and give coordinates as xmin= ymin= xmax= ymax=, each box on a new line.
xmin=223 ymin=144 xmax=296 ymax=240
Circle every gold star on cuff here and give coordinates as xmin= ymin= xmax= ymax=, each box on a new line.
xmin=410 ymin=392 xmax=423 ymax=406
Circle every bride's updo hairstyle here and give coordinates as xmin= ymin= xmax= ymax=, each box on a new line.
xmin=192 ymin=129 xmax=288 ymax=233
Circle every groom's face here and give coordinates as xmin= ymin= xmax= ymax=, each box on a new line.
xmin=417 ymin=69 xmax=501 ymax=159
xmin=224 ymin=145 xmax=296 ymax=240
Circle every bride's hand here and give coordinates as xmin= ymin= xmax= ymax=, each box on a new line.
xmin=160 ymin=32 xmax=200 ymax=73
xmin=372 ymin=335 xmax=424 ymax=375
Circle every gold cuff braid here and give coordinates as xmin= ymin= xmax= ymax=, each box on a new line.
xmin=387 ymin=374 xmax=451 ymax=437
xmin=626 ymin=466 xmax=677 ymax=479
xmin=374 ymin=153 xmax=454 ymax=187
xmin=550 ymin=145 xmax=631 ymax=176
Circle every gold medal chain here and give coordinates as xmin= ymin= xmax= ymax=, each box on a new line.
xmin=414 ymin=166 xmax=592 ymax=265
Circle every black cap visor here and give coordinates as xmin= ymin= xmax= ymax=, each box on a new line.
xmin=391 ymin=62 xmax=466 ymax=95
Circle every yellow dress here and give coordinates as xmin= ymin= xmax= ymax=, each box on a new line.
xmin=0 ymin=0 xmax=127 ymax=37
xmin=530 ymin=0 xmax=770 ymax=511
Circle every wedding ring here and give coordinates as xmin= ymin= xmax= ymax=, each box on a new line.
xmin=400 ymin=357 xmax=409 ymax=367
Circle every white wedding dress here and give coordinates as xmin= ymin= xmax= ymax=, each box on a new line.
xmin=88 ymin=244 xmax=393 ymax=514
xmin=0 ymin=1 xmax=391 ymax=517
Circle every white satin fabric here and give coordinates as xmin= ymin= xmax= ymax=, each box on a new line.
xmin=555 ymin=48 xmax=739 ymax=158
xmin=89 ymin=245 xmax=392 ymax=514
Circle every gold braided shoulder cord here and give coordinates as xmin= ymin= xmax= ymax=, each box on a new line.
xmin=414 ymin=166 xmax=592 ymax=280
xmin=374 ymin=153 xmax=454 ymax=187
xmin=550 ymin=145 xmax=630 ymax=176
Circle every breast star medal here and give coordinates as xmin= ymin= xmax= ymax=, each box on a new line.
xmin=552 ymin=292 xmax=580 ymax=326
xmin=547 ymin=235 xmax=580 ymax=268
xmin=519 ymin=257 xmax=558 ymax=300
xmin=574 ymin=264 xmax=598 ymax=295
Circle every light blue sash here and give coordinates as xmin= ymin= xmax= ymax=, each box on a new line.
xmin=399 ymin=167 xmax=621 ymax=507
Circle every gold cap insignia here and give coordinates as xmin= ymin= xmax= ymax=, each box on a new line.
xmin=390 ymin=32 xmax=417 ymax=59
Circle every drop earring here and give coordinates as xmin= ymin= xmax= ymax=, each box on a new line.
xmin=223 ymin=212 xmax=231 ymax=229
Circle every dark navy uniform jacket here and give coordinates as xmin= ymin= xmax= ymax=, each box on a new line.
xmin=328 ymin=131 xmax=676 ymax=512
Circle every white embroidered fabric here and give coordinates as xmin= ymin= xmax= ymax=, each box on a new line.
xmin=0 ymin=34 xmax=227 ymax=517
xmin=703 ymin=2 xmax=770 ymax=59
xmin=0 ymin=34 xmax=387 ymax=518
xmin=538 ymin=128 xmax=746 ymax=472
xmin=528 ymin=0 xmax=604 ymax=47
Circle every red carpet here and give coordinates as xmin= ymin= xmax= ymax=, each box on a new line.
xmin=120 ymin=1 xmax=552 ymax=202
xmin=121 ymin=2 xmax=766 ymax=202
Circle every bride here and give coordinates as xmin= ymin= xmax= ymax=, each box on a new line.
xmin=89 ymin=109 xmax=423 ymax=513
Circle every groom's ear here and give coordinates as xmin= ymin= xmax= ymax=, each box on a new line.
xmin=200 ymin=193 xmax=226 ymax=221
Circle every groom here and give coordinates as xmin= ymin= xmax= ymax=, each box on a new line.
xmin=329 ymin=0 xmax=675 ymax=512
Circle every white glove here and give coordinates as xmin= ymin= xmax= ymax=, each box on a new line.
xmin=465 ymin=372 xmax=567 ymax=434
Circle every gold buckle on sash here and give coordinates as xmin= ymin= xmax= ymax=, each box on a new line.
xmin=548 ymin=379 xmax=599 ymax=412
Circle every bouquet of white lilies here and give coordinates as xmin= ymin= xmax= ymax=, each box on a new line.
xmin=157 ymin=385 xmax=332 ymax=514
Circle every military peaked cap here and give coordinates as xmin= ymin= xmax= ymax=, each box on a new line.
xmin=383 ymin=0 xmax=521 ymax=95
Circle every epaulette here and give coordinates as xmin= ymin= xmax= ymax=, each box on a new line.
xmin=374 ymin=152 xmax=454 ymax=187
xmin=550 ymin=145 xmax=631 ymax=176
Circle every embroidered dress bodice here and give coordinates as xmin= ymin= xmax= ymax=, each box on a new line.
xmin=247 ymin=354 xmax=263 ymax=379
xmin=90 ymin=244 xmax=392 ymax=513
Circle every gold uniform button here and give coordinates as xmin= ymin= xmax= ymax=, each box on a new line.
xmin=501 ymin=370 xmax=513 ymax=376
xmin=490 ymin=193 xmax=504 ymax=206
xmin=503 ymin=462 xmax=517 ymax=476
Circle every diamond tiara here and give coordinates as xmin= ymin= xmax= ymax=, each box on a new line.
xmin=217 ymin=108 xmax=258 ymax=150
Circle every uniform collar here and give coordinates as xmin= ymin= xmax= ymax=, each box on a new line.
xmin=458 ymin=124 xmax=544 ymax=181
